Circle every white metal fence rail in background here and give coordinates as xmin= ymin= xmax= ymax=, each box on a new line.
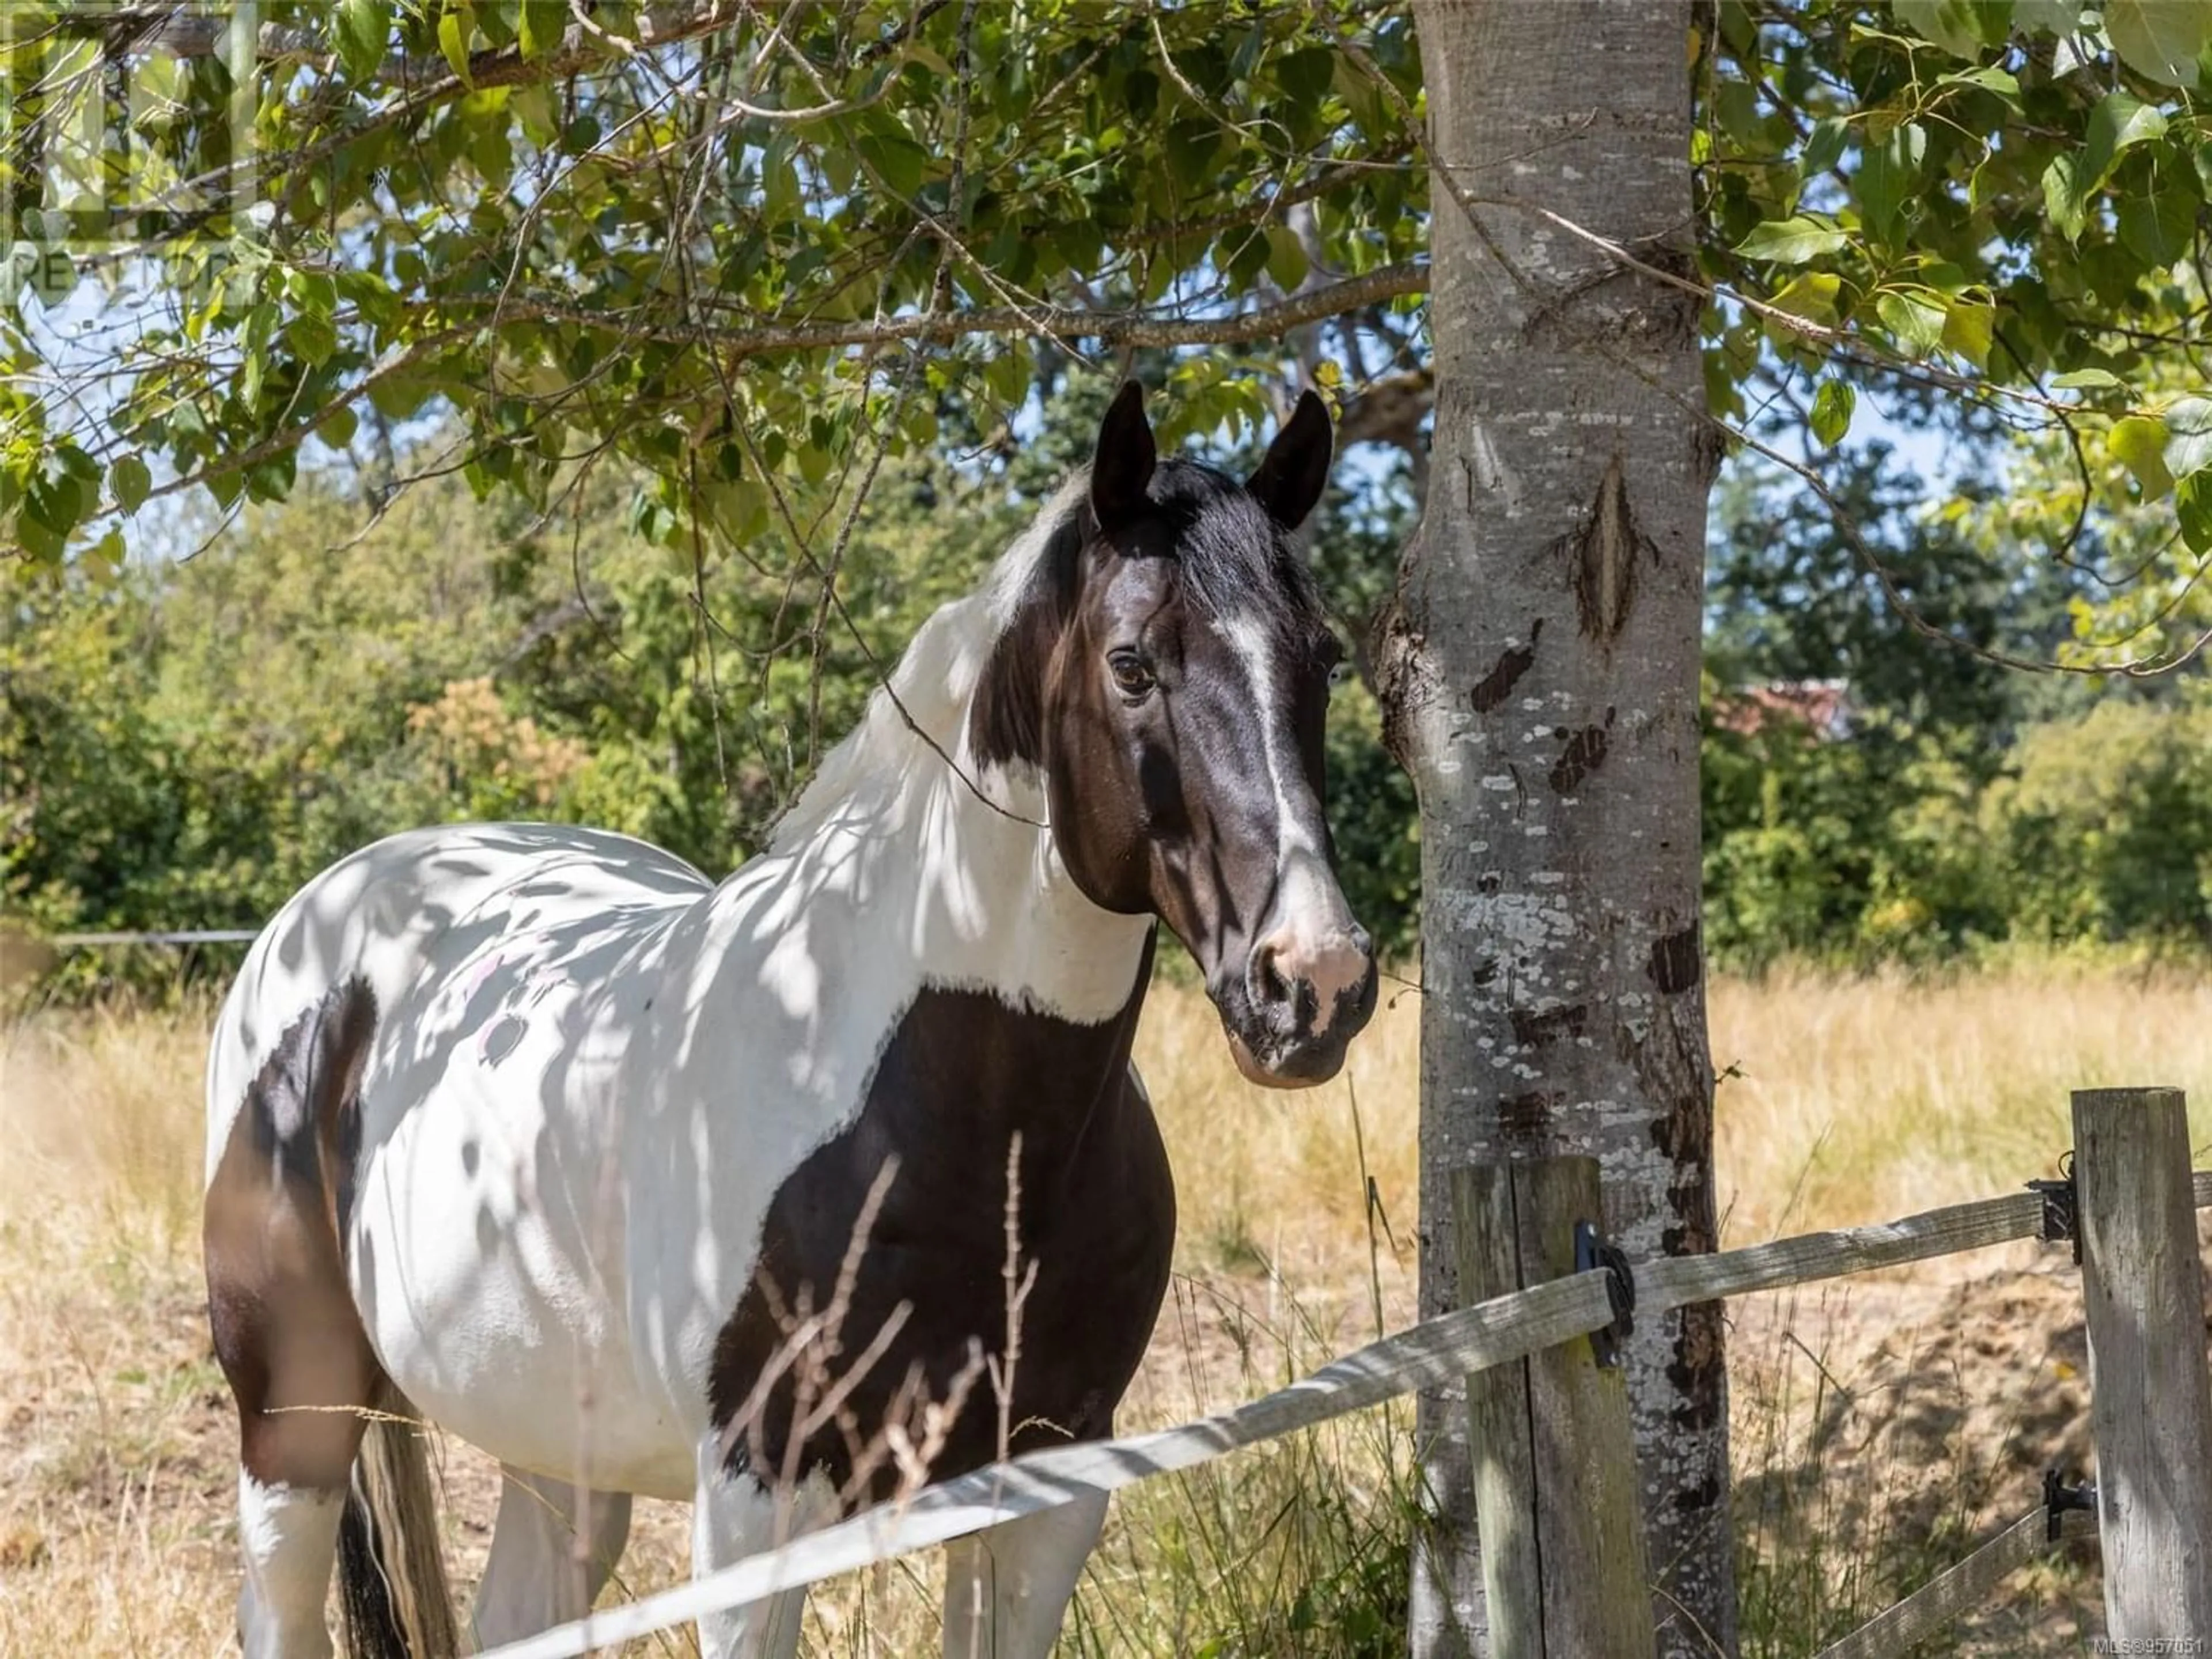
xmin=483 ymin=1149 xmax=2212 ymax=1659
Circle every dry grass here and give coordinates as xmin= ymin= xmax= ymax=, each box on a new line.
xmin=2 ymin=965 xmax=2206 ymax=1654
xmin=1709 ymin=965 xmax=2212 ymax=1241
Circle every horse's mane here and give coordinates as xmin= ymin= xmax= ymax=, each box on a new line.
xmin=764 ymin=474 xmax=1089 ymax=854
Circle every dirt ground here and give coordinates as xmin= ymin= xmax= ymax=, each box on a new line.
xmin=1726 ymin=1222 xmax=2212 ymax=1657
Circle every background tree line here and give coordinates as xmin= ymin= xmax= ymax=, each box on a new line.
xmin=10 ymin=383 xmax=2209 ymax=993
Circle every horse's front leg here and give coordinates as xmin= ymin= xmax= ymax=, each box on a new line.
xmin=941 ymin=1488 xmax=1109 ymax=1659
xmin=691 ymin=1434 xmax=828 ymax=1659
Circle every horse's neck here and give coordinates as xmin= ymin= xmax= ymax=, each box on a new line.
xmin=882 ymin=760 xmax=1153 ymax=1021
xmin=731 ymin=592 xmax=1153 ymax=1027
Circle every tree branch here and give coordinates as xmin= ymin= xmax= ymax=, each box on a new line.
xmin=1337 ymin=368 xmax=1433 ymax=449
xmin=134 ymin=263 xmax=1430 ymax=510
xmin=509 ymin=260 xmax=1427 ymax=353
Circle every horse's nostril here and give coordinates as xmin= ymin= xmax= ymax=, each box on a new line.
xmin=1253 ymin=943 xmax=1290 ymax=1006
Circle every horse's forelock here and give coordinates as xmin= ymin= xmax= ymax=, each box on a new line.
xmin=1167 ymin=475 xmax=1319 ymax=638
xmin=968 ymin=462 xmax=1322 ymax=772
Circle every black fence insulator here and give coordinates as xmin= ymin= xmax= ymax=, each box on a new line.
xmin=2043 ymin=1467 xmax=2096 ymax=1543
xmin=2027 ymin=1150 xmax=2080 ymax=1262
xmin=1574 ymin=1219 xmax=1635 ymax=1369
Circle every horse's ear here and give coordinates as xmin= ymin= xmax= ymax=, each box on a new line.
xmin=1090 ymin=380 xmax=1156 ymax=533
xmin=1247 ymin=389 xmax=1334 ymax=531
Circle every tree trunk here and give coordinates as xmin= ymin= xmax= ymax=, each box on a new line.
xmin=1382 ymin=5 xmax=1734 ymax=1656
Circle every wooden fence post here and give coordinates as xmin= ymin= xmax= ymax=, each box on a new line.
xmin=2071 ymin=1086 xmax=2212 ymax=1639
xmin=1453 ymin=1157 xmax=1655 ymax=1658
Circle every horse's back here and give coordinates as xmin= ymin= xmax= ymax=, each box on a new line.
xmin=207 ymin=823 xmax=708 ymax=1163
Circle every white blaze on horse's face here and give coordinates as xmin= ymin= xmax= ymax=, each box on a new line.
xmin=1219 ymin=611 xmax=1374 ymax=1037
xmin=1002 ymin=384 xmax=1380 ymax=1087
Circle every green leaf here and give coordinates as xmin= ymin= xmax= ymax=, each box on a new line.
xmin=1874 ymin=287 xmax=1948 ymax=354
xmin=2086 ymin=90 xmax=2169 ymax=180
xmin=1222 ymin=226 xmax=1271 ymax=291
xmin=761 ymin=137 xmax=800 ymax=218
xmin=1892 ymin=0 xmax=2001 ymax=57
xmin=2117 ymin=176 xmax=2195 ymax=267
xmin=2012 ymin=0 xmax=2083 ymax=31
xmin=1940 ymin=296 xmax=1995 ymax=368
xmin=108 ymin=454 xmax=151 ymax=514
xmin=242 ymin=300 xmax=278 ymax=358
xmin=983 ymin=346 xmax=1029 ymax=407
xmin=1810 ymin=378 xmax=1855 ymax=448
xmin=1272 ymin=47 xmax=1334 ymax=108
xmin=437 ymin=3 xmax=473 ymax=85
xmin=1768 ymin=271 xmax=1843 ymax=325
xmin=2042 ymin=92 xmax=2168 ymax=242
xmin=2177 ymin=471 xmax=2212 ymax=554
xmin=13 ymin=506 xmax=63 ymax=565
xmin=2041 ymin=150 xmax=2090 ymax=241
xmin=2108 ymin=414 xmax=2174 ymax=494
xmin=26 ymin=243 xmax=77 ymax=306
xmin=471 ymin=5 xmax=514 ymax=51
xmin=855 ymin=132 xmax=929 ymax=199
xmin=1936 ymin=63 xmax=2022 ymax=105
xmin=1803 ymin=116 xmax=1849 ymax=175
xmin=2105 ymin=0 xmax=2203 ymax=87
xmin=320 ymin=404 xmax=359 ymax=449
xmin=287 ymin=312 xmax=339 ymax=368
xmin=1164 ymin=119 xmax=1221 ymax=191
xmin=518 ymin=0 xmax=564 ymax=60
xmin=1263 ymin=224 xmax=1309 ymax=293
xmin=244 ymin=453 xmax=296 ymax=505
xmin=334 ymin=0 xmax=391 ymax=81
xmin=366 ymin=373 xmax=430 ymax=422
xmin=1714 ymin=81 xmax=1762 ymax=149
xmin=2051 ymin=368 xmax=2124 ymax=389
xmin=1856 ymin=122 xmax=1926 ymax=242
xmin=288 ymin=269 xmax=338 ymax=319
xmin=1733 ymin=215 xmax=1847 ymax=263
xmin=2161 ymin=395 xmax=2212 ymax=482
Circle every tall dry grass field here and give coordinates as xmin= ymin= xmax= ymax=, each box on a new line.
xmin=1708 ymin=967 xmax=2212 ymax=1240
xmin=2 ymin=967 xmax=2206 ymax=1654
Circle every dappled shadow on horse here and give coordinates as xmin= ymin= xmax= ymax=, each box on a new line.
xmin=201 ymin=381 xmax=1377 ymax=1658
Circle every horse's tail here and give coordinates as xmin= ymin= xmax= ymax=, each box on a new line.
xmin=337 ymin=1399 xmax=460 ymax=1659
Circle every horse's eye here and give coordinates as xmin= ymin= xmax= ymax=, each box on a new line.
xmin=1328 ymin=661 xmax=1351 ymax=691
xmin=1109 ymin=652 xmax=1156 ymax=699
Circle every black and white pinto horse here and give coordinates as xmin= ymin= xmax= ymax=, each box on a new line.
xmin=202 ymin=384 xmax=1378 ymax=1658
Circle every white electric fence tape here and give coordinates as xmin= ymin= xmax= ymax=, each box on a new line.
xmin=480 ymin=1272 xmax=1615 ymax=1658
xmin=486 ymin=1171 xmax=2212 ymax=1658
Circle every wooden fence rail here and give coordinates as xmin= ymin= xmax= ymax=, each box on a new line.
xmin=474 ymin=1107 xmax=2211 ymax=1659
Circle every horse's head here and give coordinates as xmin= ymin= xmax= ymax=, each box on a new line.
xmin=972 ymin=382 xmax=1379 ymax=1086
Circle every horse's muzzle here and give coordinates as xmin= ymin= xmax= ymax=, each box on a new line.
xmin=1218 ymin=956 xmax=1379 ymax=1090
